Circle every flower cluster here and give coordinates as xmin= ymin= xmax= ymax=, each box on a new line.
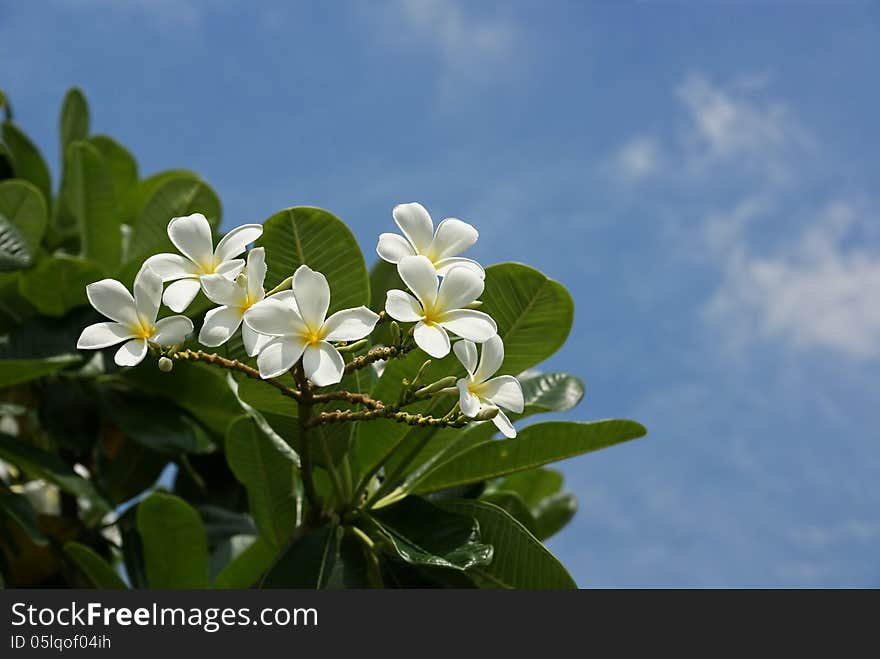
xmin=77 ymin=203 xmax=525 ymax=436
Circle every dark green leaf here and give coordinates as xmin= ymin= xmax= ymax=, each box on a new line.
xmin=18 ymin=255 xmax=104 ymax=316
xmin=58 ymin=141 xmax=120 ymax=267
xmin=0 ymin=356 xmax=79 ymax=388
xmin=479 ymin=490 xmax=539 ymax=535
xmin=59 ymin=88 xmax=90 ymax=157
xmin=496 ymin=468 xmax=564 ymax=509
xmin=213 ymin=535 xmax=275 ymax=589
xmin=532 ymin=492 xmax=577 ymax=541
xmin=1 ymin=122 xmax=51 ymax=206
xmin=370 ymin=496 xmax=493 ymax=571
xmin=438 ymin=499 xmax=576 ymax=589
xmin=481 ymin=263 xmax=574 ymax=374
xmin=225 ymin=416 xmax=298 ymax=549
xmin=410 ymin=420 xmax=647 ymax=495
xmin=261 ymin=524 xmax=340 ymax=589
xmin=0 ymin=215 xmax=31 ymax=271
xmin=0 ymin=489 xmax=48 ymax=545
xmin=0 ymin=179 xmax=48 ymax=252
xmin=63 ymin=541 xmax=127 ymax=589
xmin=255 ymin=207 xmax=369 ymax=312
xmin=137 ymin=491 xmax=210 ymax=588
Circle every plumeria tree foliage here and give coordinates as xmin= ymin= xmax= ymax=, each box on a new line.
xmin=0 ymin=88 xmax=646 ymax=589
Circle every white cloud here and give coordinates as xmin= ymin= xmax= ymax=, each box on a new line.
xmin=707 ymin=202 xmax=880 ymax=358
xmin=612 ymin=137 xmax=663 ymax=182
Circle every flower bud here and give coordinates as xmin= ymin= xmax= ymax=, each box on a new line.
xmin=415 ymin=376 xmax=458 ymax=398
xmin=389 ymin=321 xmax=401 ymax=345
xmin=411 ymin=359 xmax=432 ymax=386
xmin=158 ymin=357 xmax=174 ymax=373
xmin=473 ymin=406 xmax=499 ymax=421
xmin=337 ymin=338 xmax=368 ymax=353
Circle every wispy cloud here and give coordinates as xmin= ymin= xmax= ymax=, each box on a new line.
xmin=612 ymin=136 xmax=663 ymax=182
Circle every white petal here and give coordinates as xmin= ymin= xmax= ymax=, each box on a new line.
xmin=473 ymin=334 xmax=504 ymax=382
xmin=492 ymin=408 xmax=517 ymax=438
xmin=257 ymin=336 xmax=308 ymax=379
xmin=77 ymin=322 xmax=134 ymax=349
xmin=114 ymin=339 xmax=148 ymax=367
xmin=142 ymin=253 xmax=197 ymax=281
xmin=153 ymin=315 xmax=194 ymax=345
xmin=198 ymin=306 xmax=242 ymax=347
xmin=215 ymin=259 xmax=245 ymax=278
xmin=397 ymin=255 xmax=438 ymax=309
xmin=168 ymin=214 xmax=214 ymax=268
xmin=162 ymin=278 xmax=202 ymax=313
xmin=376 ymin=233 xmax=415 ymax=264
xmin=268 ymin=289 xmax=299 ymax=313
xmin=457 ymin=379 xmax=481 ymax=417
xmin=436 ymin=266 xmax=483 ymax=312
xmin=244 ymin=297 xmax=306 ymax=337
xmin=453 ymin=340 xmax=478 ymax=377
xmin=134 ymin=266 xmax=163 ymax=323
xmin=86 ymin=279 xmax=139 ymax=326
xmin=200 ymin=273 xmax=240 ymax=306
xmin=482 ymin=375 xmax=524 ymax=413
xmin=438 ymin=309 xmax=497 ymax=343
xmin=214 ymin=224 xmax=263 ymax=263
xmin=292 ymin=265 xmax=330 ymax=329
xmin=246 ymin=247 xmax=266 ymax=301
xmin=242 ymin=323 xmax=271 ymax=357
xmin=385 ymin=290 xmax=423 ymax=322
xmin=429 ymin=218 xmax=478 ymax=260
xmin=303 ymin=342 xmax=345 ymax=387
xmin=413 ymin=321 xmax=450 ymax=358
xmin=323 ymin=306 xmax=379 ymax=342
xmin=434 ymin=257 xmax=485 ymax=279
xmin=392 ymin=202 xmax=434 ymax=253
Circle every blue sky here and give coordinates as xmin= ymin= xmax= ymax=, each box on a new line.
xmin=3 ymin=1 xmax=879 ymax=587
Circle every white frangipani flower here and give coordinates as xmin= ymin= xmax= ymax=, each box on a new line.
xmin=199 ymin=247 xmax=271 ymax=356
xmin=376 ymin=202 xmax=484 ymax=278
xmin=77 ymin=267 xmax=193 ymax=367
xmin=453 ymin=336 xmax=524 ymax=438
xmin=143 ymin=213 xmax=263 ymax=313
xmin=243 ymin=264 xmax=379 ymax=386
xmin=384 ymin=255 xmax=496 ymax=358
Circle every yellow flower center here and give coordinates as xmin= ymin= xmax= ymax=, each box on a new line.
xmin=133 ymin=320 xmax=155 ymax=340
xmin=304 ymin=326 xmax=325 ymax=346
xmin=196 ymin=259 xmax=218 ymax=275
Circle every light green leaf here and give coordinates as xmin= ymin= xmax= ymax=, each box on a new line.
xmin=87 ymin=135 xmax=138 ymax=203
xmin=225 ymin=416 xmax=298 ymax=549
xmin=438 ymin=499 xmax=576 ymax=589
xmin=411 ymin=420 xmax=647 ymax=494
xmin=137 ymin=491 xmax=210 ymax=589
xmin=0 ymin=179 xmax=48 ymax=252
xmin=0 ymin=355 xmax=80 ymax=388
xmin=255 ymin=207 xmax=369 ymax=312
xmin=0 ymin=432 xmax=109 ymax=514
xmin=212 ymin=536 xmax=276 ymax=589
xmin=18 ymin=255 xmax=104 ymax=316
xmin=481 ymin=263 xmax=574 ymax=375
xmin=63 ymin=541 xmax=127 ymax=589
xmin=59 ymin=88 xmax=90 ymax=157
xmin=0 ymin=489 xmax=48 ymax=545
xmin=59 ymin=141 xmax=120 ymax=267
xmin=518 ymin=371 xmax=585 ymax=414
xmin=1 ymin=122 xmax=52 ymax=206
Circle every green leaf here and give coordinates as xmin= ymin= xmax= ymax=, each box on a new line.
xmin=532 ymin=492 xmax=577 ymax=541
xmin=370 ymin=496 xmax=493 ymax=571
xmin=486 ymin=469 xmax=577 ymax=540
xmin=0 ymin=489 xmax=48 ymax=545
xmin=438 ymin=499 xmax=576 ymax=589
xmin=59 ymin=88 xmax=90 ymax=157
xmin=369 ymin=259 xmax=401 ymax=312
xmin=0 ymin=355 xmax=79 ymax=391
xmin=1 ymin=122 xmax=52 ymax=206
xmin=128 ymin=172 xmax=221 ymax=256
xmin=479 ymin=490 xmax=539 ymax=535
xmin=0 ymin=432 xmax=109 ymax=514
xmin=0 ymin=179 xmax=48 ymax=252
xmin=225 ymin=416 xmax=298 ymax=549
xmin=411 ymin=420 xmax=647 ymax=495
xmin=235 ymin=376 xmax=298 ymax=418
xmin=518 ymin=371 xmax=585 ymax=413
xmin=481 ymin=263 xmax=574 ymax=374
xmin=18 ymin=255 xmax=104 ymax=316
xmin=59 ymin=141 xmax=120 ymax=267
xmin=255 ymin=207 xmax=369 ymax=312
xmin=496 ymin=468 xmax=564 ymax=509
xmin=261 ymin=524 xmax=340 ymax=589
xmin=0 ymin=215 xmax=31 ymax=271
xmin=212 ymin=536 xmax=275 ymax=589
xmin=87 ymin=135 xmax=138 ymax=203
xmin=63 ymin=541 xmax=127 ymax=589
xmin=137 ymin=491 xmax=210 ymax=589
